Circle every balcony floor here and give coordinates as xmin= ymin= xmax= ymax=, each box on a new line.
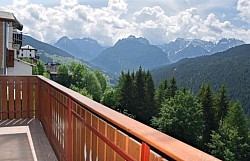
xmin=0 ymin=118 xmax=58 ymax=161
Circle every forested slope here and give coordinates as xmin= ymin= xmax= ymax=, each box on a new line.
xmin=152 ymin=44 xmax=250 ymax=113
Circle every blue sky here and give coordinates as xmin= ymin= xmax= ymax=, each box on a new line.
xmin=0 ymin=0 xmax=249 ymax=45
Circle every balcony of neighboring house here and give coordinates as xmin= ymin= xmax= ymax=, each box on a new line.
xmin=0 ymin=76 xmax=221 ymax=161
xmin=12 ymin=30 xmax=22 ymax=50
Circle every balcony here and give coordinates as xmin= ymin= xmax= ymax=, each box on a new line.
xmin=0 ymin=76 xmax=220 ymax=161
xmin=12 ymin=31 xmax=22 ymax=49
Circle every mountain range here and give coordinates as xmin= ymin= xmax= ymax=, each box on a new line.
xmin=54 ymin=36 xmax=106 ymax=61
xmin=23 ymin=35 xmax=246 ymax=77
xmin=158 ymin=38 xmax=245 ymax=62
xmin=90 ymin=35 xmax=170 ymax=74
xmin=151 ymin=44 xmax=250 ymax=113
xmin=22 ymin=35 xmax=74 ymax=58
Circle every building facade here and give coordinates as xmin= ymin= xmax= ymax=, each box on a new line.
xmin=18 ymin=45 xmax=37 ymax=58
xmin=0 ymin=11 xmax=33 ymax=75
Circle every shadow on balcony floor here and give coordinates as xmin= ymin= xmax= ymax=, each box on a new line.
xmin=0 ymin=118 xmax=58 ymax=161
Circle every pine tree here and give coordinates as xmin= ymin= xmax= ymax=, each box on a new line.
xmin=144 ymin=71 xmax=156 ymax=124
xmin=169 ymin=77 xmax=177 ymax=98
xmin=116 ymin=71 xmax=135 ymax=113
xmin=155 ymin=80 xmax=167 ymax=109
xmin=214 ymin=84 xmax=229 ymax=127
xmin=197 ymin=84 xmax=216 ymax=148
xmin=134 ymin=66 xmax=146 ymax=123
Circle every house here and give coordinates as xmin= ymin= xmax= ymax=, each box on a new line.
xmin=18 ymin=45 xmax=37 ymax=58
xmin=45 ymin=62 xmax=60 ymax=73
xmin=0 ymin=10 xmax=33 ymax=75
xmin=45 ymin=62 xmax=61 ymax=80
xmin=18 ymin=45 xmax=38 ymax=64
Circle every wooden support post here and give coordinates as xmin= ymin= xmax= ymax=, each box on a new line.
xmin=141 ymin=142 xmax=150 ymax=161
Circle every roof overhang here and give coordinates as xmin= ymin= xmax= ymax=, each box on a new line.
xmin=0 ymin=11 xmax=23 ymax=31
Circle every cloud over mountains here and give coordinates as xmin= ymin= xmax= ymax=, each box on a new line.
xmin=1 ymin=0 xmax=249 ymax=45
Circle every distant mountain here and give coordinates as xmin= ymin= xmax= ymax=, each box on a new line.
xmin=91 ymin=35 xmax=170 ymax=75
xmin=158 ymin=38 xmax=245 ymax=62
xmin=209 ymin=38 xmax=245 ymax=54
xmin=158 ymin=38 xmax=189 ymax=57
xmin=54 ymin=36 xmax=106 ymax=61
xmin=151 ymin=44 xmax=250 ymax=113
xmin=170 ymin=44 xmax=209 ymax=62
xmin=22 ymin=35 xmax=74 ymax=58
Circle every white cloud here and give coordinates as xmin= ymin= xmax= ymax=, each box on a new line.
xmin=0 ymin=0 xmax=249 ymax=45
xmin=237 ymin=0 xmax=250 ymax=23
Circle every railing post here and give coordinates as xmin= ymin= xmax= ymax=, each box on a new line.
xmin=141 ymin=142 xmax=150 ymax=161
xmin=68 ymin=97 xmax=72 ymax=161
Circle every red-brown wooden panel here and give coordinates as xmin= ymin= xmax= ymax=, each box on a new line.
xmin=64 ymin=100 xmax=68 ymax=157
xmin=1 ymin=78 xmax=8 ymax=119
xmin=98 ymin=119 xmax=107 ymax=161
xmin=116 ymin=130 xmax=128 ymax=161
xmin=56 ymin=90 xmax=59 ymax=144
xmin=150 ymin=150 xmax=163 ymax=161
xmin=15 ymin=78 xmax=21 ymax=118
xmin=74 ymin=104 xmax=81 ymax=161
xmin=28 ymin=78 xmax=33 ymax=118
xmin=8 ymin=79 xmax=15 ymax=119
xmin=85 ymin=110 xmax=92 ymax=161
xmin=80 ymin=106 xmax=86 ymax=161
xmin=76 ymin=114 xmax=81 ymax=161
xmin=72 ymin=102 xmax=77 ymax=161
xmin=59 ymin=94 xmax=63 ymax=148
xmin=106 ymin=124 xmax=117 ymax=161
xmin=30 ymin=77 xmax=37 ymax=117
xmin=128 ymin=138 xmax=141 ymax=161
xmin=21 ymin=78 xmax=28 ymax=118
xmin=35 ymin=78 xmax=39 ymax=119
xmin=92 ymin=114 xmax=99 ymax=161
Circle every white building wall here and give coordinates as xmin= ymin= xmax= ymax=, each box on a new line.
xmin=7 ymin=59 xmax=32 ymax=75
xmin=19 ymin=49 xmax=36 ymax=58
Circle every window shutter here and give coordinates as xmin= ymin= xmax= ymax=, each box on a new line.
xmin=7 ymin=50 xmax=14 ymax=67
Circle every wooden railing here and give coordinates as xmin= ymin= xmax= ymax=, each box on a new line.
xmin=0 ymin=76 xmax=221 ymax=161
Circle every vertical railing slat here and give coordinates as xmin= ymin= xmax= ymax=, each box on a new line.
xmin=35 ymin=77 xmax=39 ymax=119
xmin=92 ymin=114 xmax=99 ymax=161
xmin=116 ymin=130 xmax=128 ymax=161
xmin=80 ymin=107 xmax=86 ymax=161
xmin=8 ymin=78 xmax=14 ymax=119
xmin=22 ymin=78 xmax=28 ymax=118
xmin=98 ymin=119 xmax=107 ymax=161
xmin=106 ymin=124 xmax=116 ymax=160
xmin=1 ymin=78 xmax=8 ymax=119
xmin=85 ymin=110 xmax=92 ymax=161
xmin=15 ymin=78 xmax=21 ymax=119
xmin=67 ymin=97 xmax=72 ymax=161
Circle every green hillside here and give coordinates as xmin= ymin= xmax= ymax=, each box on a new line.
xmin=151 ymin=44 xmax=250 ymax=113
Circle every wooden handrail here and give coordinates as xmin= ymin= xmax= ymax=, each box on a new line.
xmin=0 ymin=75 xmax=221 ymax=161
